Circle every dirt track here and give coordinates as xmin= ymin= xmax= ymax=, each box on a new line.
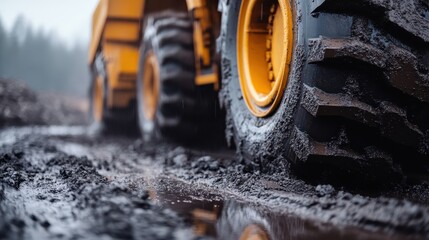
xmin=1 ymin=79 xmax=429 ymax=239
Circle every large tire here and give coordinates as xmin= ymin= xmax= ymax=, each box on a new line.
xmin=89 ymin=65 xmax=107 ymax=126
xmin=219 ymin=0 xmax=429 ymax=184
xmin=89 ymin=55 xmax=136 ymax=133
xmin=137 ymin=12 xmax=219 ymax=141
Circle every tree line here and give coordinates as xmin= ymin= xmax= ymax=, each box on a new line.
xmin=0 ymin=16 xmax=90 ymax=97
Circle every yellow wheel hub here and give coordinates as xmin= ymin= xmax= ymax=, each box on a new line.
xmin=92 ymin=75 xmax=104 ymax=122
xmin=142 ymin=52 xmax=160 ymax=121
xmin=239 ymin=224 xmax=270 ymax=240
xmin=237 ymin=0 xmax=294 ymax=117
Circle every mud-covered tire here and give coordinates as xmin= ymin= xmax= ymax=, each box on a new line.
xmin=88 ymin=67 xmax=107 ymax=125
xmin=219 ymin=0 xmax=429 ymax=184
xmin=89 ymin=62 xmax=136 ymax=133
xmin=137 ymin=12 xmax=219 ymax=141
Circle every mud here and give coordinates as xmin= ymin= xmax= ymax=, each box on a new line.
xmin=1 ymin=124 xmax=428 ymax=239
xmin=163 ymin=146 xmax=429 ymax=236
xmin=0 ymin=79 xmax=86 ymax=127
xmin=0 ymin=133 xmax=196 ymax=240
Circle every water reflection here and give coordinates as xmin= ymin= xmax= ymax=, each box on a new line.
xmin=149 ymin=178 xmax=423 ymax=240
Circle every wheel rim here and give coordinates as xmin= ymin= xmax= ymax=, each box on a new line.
xmin=92 ymin=75 xmax=104 ymax=122
xmin=142 ymin=51 xmax=160 ymax=121
xmin=239 ymin=224 xmax=270 ymax=240
xmin=237 ymin=0 xmax=294 ymax=117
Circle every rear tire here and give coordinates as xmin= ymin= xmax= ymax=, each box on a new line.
xmin=89 ymin=58 xmax=136 ymax=134
xmin=219 ymin=0 xmax=429 ymax=185
xmin=89 ymin=67 xmax=106 ymax=126
xmin=137 ymin=12 xmax=219 ymax=142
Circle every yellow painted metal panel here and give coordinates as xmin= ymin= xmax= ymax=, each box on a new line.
xmin=88 ymin=0 xmax=145 ymax=64
xmin=108 ymin=0 xmax=145 ymax=19
xmin=103 ymin=43 xmax=139 ymax=108
xmin=104 ymin=44 xmax=139 ymax=84
xmin=119 ymin=48 xmax=139 ymax=75
xmin=88 ymin=0 xmax=108 ymax=64
xmin=187 ymin=0 xmax=220 ymax=89
xmin=104 ymin=21 xmax=140 ymax=42
xmin=186 ymin=0 xmax=205 ymax=9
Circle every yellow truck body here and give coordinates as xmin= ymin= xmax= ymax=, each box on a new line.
xmin=89 ymin=0 xmax=144 ymax=108
xmin=89 ymin=0 xmax=215 ymax=109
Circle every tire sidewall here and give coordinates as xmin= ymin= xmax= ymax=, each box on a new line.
xmin=88 ymin=68 xmax=97 ymax=124
xmin=221 ymin=0 xmax=305 ymax=162
xmin=89 ymin=66 xmax=109 ymax=125
xmin=137 ymin=30 xmax=160 ymax=139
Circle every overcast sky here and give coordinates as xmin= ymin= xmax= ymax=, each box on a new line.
xmin=0 ymin=0 xmax=99 ymax=46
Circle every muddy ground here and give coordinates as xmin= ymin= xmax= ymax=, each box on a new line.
xmin=0 ymin=79 xmax=86 ymax=127
xmin=1 ymin=79 xmax=429 ymax=240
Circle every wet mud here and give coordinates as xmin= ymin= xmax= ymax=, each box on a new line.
xmin=0 ymin=125 xmax=428 ymax=240
xmin=0 ymin=132 xmax=196 ymax=240
xmin=1 ymin=79 xmax=429 ymax=239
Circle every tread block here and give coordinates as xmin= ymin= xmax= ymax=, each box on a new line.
xmin=311 ymin=0 xmax=387 ymax=14
xmin=385 ymin=46 xmax=429 ymax=103
xmin=159 ymin=46 xmax=195 ymax=69
xmin=308 ymin=38 xmax=387 ymax=68
xmin=156 ymin=30 xmax=194 ymax=48
xmin=291 ymin=127 xmax=394 ymax=165
xmin=311 ymin=0 xmax=429 ymax=43
xmin=154 ymin=18 xmax=193 ymax=34
xmin=291 ymin=126 xmax=403 ymax=182
xmin=308 ymin=38 xmax=429 ymax=103
xmin=291 ymin=126 xmax=360 ymax=162
xmin=302 ymin=85 xmax=379 ymax=127
xmin=386 ymin=1 xmax=429 ymax=43
xmin=161 ymin=67 xmax=195 ymax=93
xmin=301 ymin=85 xmax=425 ymax=149
xmin=159 ymin=94 xmax=196 ymax=110
xmin=379 ymin=102 xmax=425 ymax=148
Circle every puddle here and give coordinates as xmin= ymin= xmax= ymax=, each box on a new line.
xmin=150 ymin=177 xmax=425 ymax=240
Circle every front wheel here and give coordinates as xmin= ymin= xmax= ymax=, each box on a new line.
xmin=220 ymin=0 xmax=429 ymax=184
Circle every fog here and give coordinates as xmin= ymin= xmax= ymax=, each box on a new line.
xmin=0 ymin=16 xmax=89 ymax=97
xmin=0 ymin=0 xmax=98 ymax=97
xmin=0 ymin=0 xmax=98 ymax=46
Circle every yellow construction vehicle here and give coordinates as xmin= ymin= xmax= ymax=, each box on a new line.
xmin=89 ymin=0 xmax=429 ymax=182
